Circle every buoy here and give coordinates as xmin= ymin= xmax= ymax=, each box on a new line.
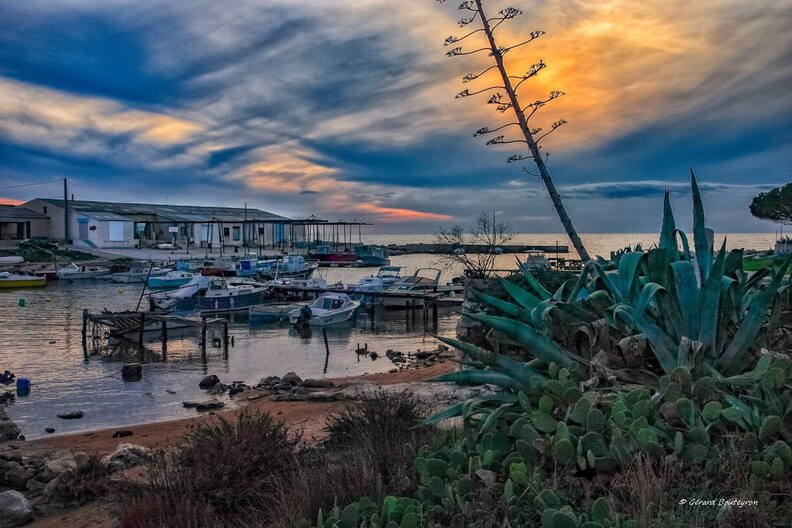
xmin=17 ymin=299 xmax=25 ymax=307
xmin=16 ymin=378 xmax=31 ymax=397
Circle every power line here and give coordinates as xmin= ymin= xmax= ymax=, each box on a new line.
xmin=0 ymin=178 xmax=64 ymax=191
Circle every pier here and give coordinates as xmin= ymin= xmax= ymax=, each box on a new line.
xmin=384 ymin=243 xmax=569 ymax=255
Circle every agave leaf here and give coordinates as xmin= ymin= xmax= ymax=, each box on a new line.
xmin=462 ymin=312 xmax=582 ymax=367
xmin=629 ymin=282 xmax=666 ymax=329
xmin=434 ymin=335 xmax=546 ymax=386
xmin=472 ymin=289 xmax=533 ymax=323
xmin=431 ymin=370 xmax=525 ymax=391
xmin=659 ymin=190 xmax=677 ymax=258
xmin=718 ymin=255 xmax=792 ymax=374
xmin=515 ymin=258 xmax=551 ymax=300
xmin=674 ymin=230 xmax=692 ymax=261
xmin=422 ymin=402 xmax=465 ymax=425
xmin=617 ymin=252 xmax=645 ymax=299
xmin=566 ymin=264 xmax=592 ymax=302
xmin=671 ymin=261 xmax=700 ymax=338
xmin=590 ymin=261 xmax=625 ymax=302
xmin=690 ymin=169 xmax=712 ymax=282
xmin=698 ymin=239 xmax=727 ymax=354
xmin=499 ymin=278 xmax=542 ymax=310
xmin=724 ymin=249 xmax=743 ymax=277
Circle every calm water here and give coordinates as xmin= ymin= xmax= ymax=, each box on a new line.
xmin=0 ymin=234 xmax=777 ymax=438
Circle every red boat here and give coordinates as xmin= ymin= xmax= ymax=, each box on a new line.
xmin=310 ymin=245 xmax=357 ymax=262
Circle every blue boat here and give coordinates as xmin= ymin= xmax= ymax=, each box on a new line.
xmin=150 ymin=276 xmax=267 ymax=312
xmin=354 ymin=245 xmax=391 ymax=267
xmin=148 ymin=270 xmax=196 ymax=289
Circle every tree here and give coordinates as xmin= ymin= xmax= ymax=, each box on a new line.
xmin=750 ymin=183 xmax=792 ymax=225
xmin=435 ymin=0 xmax=591 ymax=262
xmin=435 ymin=210 xmax=514 ymax=277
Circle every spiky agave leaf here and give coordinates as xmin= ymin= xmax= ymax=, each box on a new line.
xmin=612 ymin=304 xmax=678 ymax=374
xmin=659 ymin=190 xmax=678 ymax=259
xmin=697 ymin=239 xmax=728 ymax=354
xmin=431 ymin=370 xmax=525 ymax=390
xmin=671 ymin=261 xmax=700 ymax=338
xmin=471 ymin=289 xmax=533 ymax=323
xmin=462 ymin=312 xmax=584 ymax=367
xmin=690 ymin=169 xmax=713 ymax=282
xmin=499 ymin=278 xmax=542 ymax=310
xmin=433 ymin=335 xmax=546 ymax=386
xmin=515 ymin=258 xmax=551 ymax=299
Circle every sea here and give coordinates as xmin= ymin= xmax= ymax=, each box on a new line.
xmin=0 ymin=233 xmax=777 ymax=438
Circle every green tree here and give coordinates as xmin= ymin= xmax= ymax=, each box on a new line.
xmin=750 ymin=183 xmax=792 ymax=225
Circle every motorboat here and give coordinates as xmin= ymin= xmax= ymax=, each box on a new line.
xmin=381 ymin=268 xmax=460 ymax=308
xmin=287 ymin=293 xmax=360 ymax=326
xmin=56 ymin=263 xmax=110 ymax=280
xmin=111 ymin=261 xmax=169 ymax=283
xmin=309 ymin=244 xmax=357 ymax=264
xmin=523 ymin=251 xmax=550 ymax=270
xmin=262 ymin=277 xmax=327 ymax=301
xmin=349 ymin=266 xmax=404 ymax=296
xmin=0 ymin=272 xmax=46 ymax=289
xmin=256 ymin=255 xmax=317 ymax=280
xmin=248 ymin=303 xmax=302 ymax=325
xmin=200 ymin=258 xmax=237 ymax=276
xmin=150 ymin=275 xmax=266 ymax=312
xmin=354 ymin=245 xmax=391 ymax=267
xmin=148 ymin=270 xmax=196 ymax=289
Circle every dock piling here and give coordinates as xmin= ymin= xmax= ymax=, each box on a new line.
xmin=222 ymin=321 xmax=229 ymax=360
xmin=201 ymin=316 xmax=207 ymax=361
xmin=322 ymin=328 xmax=330 ymax=374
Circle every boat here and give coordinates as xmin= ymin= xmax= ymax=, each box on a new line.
xmin=256 ymin=255 xmax=317 ymax=280
xmin=56 ymin=263 xmax=110 ymax=280
xmin=248 ymin=303 xmax=302 ymax=325
xmin=0 ymin=272 xmax=46 ymax=289
xmin=287 ymin=293 xmax=360 ymax=326
xmin=523 ymin=251 xmax=550 ymax=270
xmin=354 ymin=245 xmax=391 ymax=267
xmin=309 ymin=244 xmax=358 ymax=264
xmin=150 ymin=275 xmax=267 ymax=312
xmin=349 ymin=266 xmax=404 ymax=295
xmin=111 ymin=262 xmax=170 ymax=283
xmin=148 ymin=270 xmax=196 ymax=289
xmin=380 ymin=267 xmax=461 ymax=308
xmin=200 ymin=258 xmax=237 ymax=276
xmin=0 ymin=256 xmax=24 ymax=265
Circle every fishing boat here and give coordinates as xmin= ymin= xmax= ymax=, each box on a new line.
xmin=380 ymin=267 xmax=462 ymax=308
xmin=288 ymin=293 xmax=360 ymax=326
xmin=256 ymin=255 xmax=317 ymax=280
xmin=0 ymin=272 xmax=46 ymax=288
xmin=148 ymin=270 xmax=196 ymax=289
xmin=349 ymin=266 xmax=404 ymax=294
xmin=248 ymin=303 xmax=302 ymax=325
xmin=523 ymin=250 xmax=550 ymax=270
xmin=150 ymin=275 xmax=266 ymax=312
xmin=200 ymin=258 xmax=237 ymax=276
xmin=111 ymin=261 xmax=169 ymax=283
xmin=354 ymin=245 xmax=391 ymax=266
xmin=56 ymin=263 xmax=110 ymax=280
xmin=309 ymin=244 xmax=358 ymax=264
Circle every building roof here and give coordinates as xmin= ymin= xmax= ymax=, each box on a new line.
xmin=0 ymin=205 xmax=49 ymax=221
xmin=77 ymin=211 xmax=135 ymax=222
xmin=35 ymin=198 xmax=290 ymax=223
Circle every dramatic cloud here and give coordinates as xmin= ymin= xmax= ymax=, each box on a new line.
xmin=0 ymin=0 xmax=789 ymax=232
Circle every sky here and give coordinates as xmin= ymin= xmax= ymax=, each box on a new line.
xmin=0 ymin=0 xmax=790 ymax=234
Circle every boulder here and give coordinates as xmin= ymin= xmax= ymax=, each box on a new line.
xmin=43 ymin=452 xmax=77 ymax=475
xmin=0 ymin=490 xmax=33 ymax=526
xmin=57 ymin=411 xmax=84 ymax=420
xmin=301 ymin=378 xmax=334 ymax=389
xmin=101 ymin=443 xmax=151 ymax=471
xmin=256 ymin=376 xmax=280 ymax=388
xmin=281 ymin=372 xmax=303 ymax=386
xmin=0 ymin=392 xmax=14 ymax=405
xmin=112 ymin=430 xmax=133 ymax=438
xmin=198 ymin=375 xmax=220 ymax=389
xmin=3 ymin=464 xmax=35 ymax=488
xmin=44 ymin=428 xmax=55 ymax=434
xmin=182 ymin=399 xmax=224 ymax=411
xmin=0 ymin=419 xmax=21 ymax=442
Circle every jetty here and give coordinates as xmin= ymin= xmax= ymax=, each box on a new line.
xmin=385 ymin=243 xmax=568 ymax=255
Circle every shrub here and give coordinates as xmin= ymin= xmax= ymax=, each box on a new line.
xmin=47 ymin=454 xmax=111 ymax=505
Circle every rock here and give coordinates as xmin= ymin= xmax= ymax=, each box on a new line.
xmin=273 ymin=382 xmax=292 ymax=391
xmin=112 ymin=430 xmax=133 ymax=438
xmin=198 ymin=375 xmax=220 ymax=389
xmin=301 ymin=378 xmax=334 ymax=389
xmin=0 ymin=490 xmax=33 ymax=526
xmin=291 ymin=386 xmax=309 ymax=395
xmin=227 ymin=382 xmax=249 ymax=396
xmin=369 ymin=352 xmax=379 ymax=360
xmin=121 ymin=363 xmax=142 ymax=381
xmin=25 ymin=478 xmax=45 ymax=494
xmin=183 ymin=399 xmax=224 ymax=412
xmin=4 ymin=464 xmax=35 ymax=488
xmin=101 ymin=443 xmax=151 ymax=471
xmin=0 ymin=419 xmax=21 ymax=442
xmin=256 ymin=376 xmax=281 ymax=388
xmin=57 ymin=411 xmax=84 ymax=420
xmin=44 ymin=428 xmax=55 ymax=434
xmin=43 ymin=452 xmax=76 ymax=475
xmin=282 ymin=372 xmax=303 ymax=386
xmin=165 ymin=389 xmax=176 ymax=394
xmin=0 ymin=392 xmax=14 ymax=405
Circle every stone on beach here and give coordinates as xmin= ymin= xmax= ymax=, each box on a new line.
xmin=101 ymin=443 xmax=151 ymax=471
xmin=0 ymin=408 xmax=21 ymax=442
xmin=301 ymin=378 xmax=334 ymax=389
xmin=282 ymin=372 xmax=303 ymax=386
xmin=0 ymin=490 xmax=33 ymax=526
xmin=182 ymin=399 xmax=224 ymax=411
xmin=198 ymin=375 xmax=221 ymax=389
xmin=56 ymin=411 xmax=84 ymax=420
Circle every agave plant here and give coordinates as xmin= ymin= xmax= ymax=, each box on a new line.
xmin=451 ymin=170 xmax=791 ymax=387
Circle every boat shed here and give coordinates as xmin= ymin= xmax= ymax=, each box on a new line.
xmin=0 ymin=205 xmax=49 ymax=246
xmin=21 ymin=198 xmax=296 ymax=250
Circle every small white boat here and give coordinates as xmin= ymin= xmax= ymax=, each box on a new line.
xmin=381 ymin=268 xmax=461 ymax=308
xmin=288 ymin=293 xmax=360 ymax=326
xmin=248 ymin=303 xmax=301 ymax=324
xmin=56 ymin=263 xmax=110 ymax=280
xmin=350 ymin=266 xmax=404 ymax=293
xmin=111 ymin=262 xmax=169 ymax=283
xmin=523 ymin=251 xmax=550 ymax=270
xmin=0 ymin=272 xmax=46 ymax=289
xmin=150 ymin=275 xmax=267 ymax=312
xmin=257 ymin=255 xmax=317 ymax=280
xmin=0 ymin=256 xmax=24 ymax=264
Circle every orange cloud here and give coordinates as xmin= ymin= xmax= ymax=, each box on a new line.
xmin=0 ymin=197 xmax=22 ymax=205
xmin=356 ymin=202 xmax=451 ymax=222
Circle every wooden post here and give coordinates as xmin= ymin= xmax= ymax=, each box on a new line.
xmin=405 ymin=299 xmax=410 ymax=328
xmin=422 ymin=301 xmax=428 ymax=327
xmin=161 ymin=319 xmax=168 ymax=359
xmin=223 ymin=320 xmax=229 ymax=360
xmin=201 ymin=316 xmax=207 ymax=361
xmin=322 ymin=328 xmax=330 ymax=374
xmin=81 ymin=310 xmax=88 ymax=360
xmin=432 ymin=302 xmax=438 ymax=329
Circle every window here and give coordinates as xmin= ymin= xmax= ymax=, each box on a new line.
xmin=232 ymin=226 xmax=241 ymax=241
xmin=108 ymin=221 xmax=125 ymax=242
xmin=43 ymin=206 xmax=48 ymax=214
xmin=223 ymin=227 xmax=230 ymax=238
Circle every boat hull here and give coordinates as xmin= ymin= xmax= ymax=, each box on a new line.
xmin=148 ymin=277 xmax=193 ymax=289
xmin=168 ymin=290 xmax=265 ymax=312
xmin=288 ymin=305 xmax=358 ymax=326
xmin=0 ymin=278 xmax=47 ymax=288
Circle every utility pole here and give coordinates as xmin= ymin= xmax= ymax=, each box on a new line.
xmin=63 ymin=178 xmax=70 ymax=242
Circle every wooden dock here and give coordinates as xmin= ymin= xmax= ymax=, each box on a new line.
xmin=385 ymin=243 xmax=569 ymax=255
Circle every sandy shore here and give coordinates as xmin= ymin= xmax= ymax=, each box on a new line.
xmin=30 ymin=361 xmax=456 ymax=455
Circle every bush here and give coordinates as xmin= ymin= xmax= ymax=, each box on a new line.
xmin=47 ymin=454 xmax=111 ymax=505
